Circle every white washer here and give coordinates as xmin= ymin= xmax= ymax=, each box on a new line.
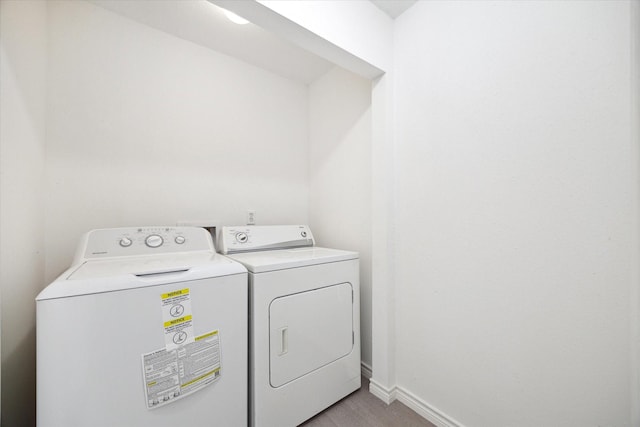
xmin=219 ymin=225 xmax=361 ymax=427
xmin=36 ymin=226 xmax=248 ymax=427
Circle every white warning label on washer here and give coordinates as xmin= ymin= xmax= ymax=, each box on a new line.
xmin=161 ymin=288 xmax=195 ymax=350
xmin=142 ymin=330 xmax=222 ymax=409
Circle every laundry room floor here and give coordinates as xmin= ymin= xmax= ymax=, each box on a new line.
xmin=300 ymin=377 xmax=437 ymax=427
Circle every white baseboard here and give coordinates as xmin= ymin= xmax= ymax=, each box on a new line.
xmin=368 ymin=378 xmax=397 ymax=404
xmin=367 ymin=378 xmax=464 ymax=427
xmin=395 ymin=387 xmax=465 ymax=427
xmin=360 ymin=362 xmax=372 ymax=379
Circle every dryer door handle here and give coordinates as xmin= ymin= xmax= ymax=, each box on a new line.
xmin=278 ymin=326 xmax=288 ymax=356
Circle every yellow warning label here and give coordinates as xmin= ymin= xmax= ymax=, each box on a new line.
xmin=195 ymin=330 xmax=219 ymax=341
xmin=180 ymin=367 xmax=220 ymax=388
xmin=161 ymin=288 xmax=189 ymax=299
xmin=163 ymin=315 xmax=193 ymax=328
xmin=161 ymin=287 xmax=195 ymax=350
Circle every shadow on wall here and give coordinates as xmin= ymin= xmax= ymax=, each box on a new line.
xmin=1 ymin=327 xmax=36 ymax=427
xmin=0 ymin=1 xmax=47 ymax=427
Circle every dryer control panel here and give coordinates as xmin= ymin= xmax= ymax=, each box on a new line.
xmin=218 ymin=225 xmax=314 ymax=254
xmin=75 ymin=226 xmax=214 ymax=262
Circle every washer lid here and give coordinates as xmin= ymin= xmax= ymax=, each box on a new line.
xmin=36 ymin=252 xmax=246 ymax=300
xmin=225 ymin=246 xmax=358 ymax=273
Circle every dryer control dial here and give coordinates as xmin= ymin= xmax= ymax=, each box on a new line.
xmin=235 ymin=232 xmax=249 ymax=243
xmin=145 ymin=234 xmax=164 ymax=248
xmin=119 ymin=237 xmax=133 ymax=247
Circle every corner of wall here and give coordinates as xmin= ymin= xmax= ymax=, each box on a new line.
xmin=370 ymin=72 xmax=396 ymax=392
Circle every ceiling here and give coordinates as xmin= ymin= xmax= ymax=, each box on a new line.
xmin=90 ymin=0 xmax=415 ymax=85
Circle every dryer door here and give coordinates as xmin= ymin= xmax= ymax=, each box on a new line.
xmin=269 ymin=282 xmax=354 ymax=388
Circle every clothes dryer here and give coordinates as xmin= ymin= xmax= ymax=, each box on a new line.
xmin=36 ymin=226 xmax=247 ymax=427
xmin=219 ymin=225 xmax=361 ymax=427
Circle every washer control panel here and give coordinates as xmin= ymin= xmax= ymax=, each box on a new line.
xmin=144 ymin=234 xmax=164 ymax=248
xmin=218 ymin=225 xmax=314 ymax=254
xmin=78 ymin=226 xmax=213 ymax=262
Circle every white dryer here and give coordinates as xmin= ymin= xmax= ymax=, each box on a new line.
xmin=36 ymin=226 xmax=247 ymax=427
xmin=219 ymin=225 xmax=361 ymax=427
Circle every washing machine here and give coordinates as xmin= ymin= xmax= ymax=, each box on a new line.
xmin=219 ymin=225 xmax=361 ymax=427
xmin=36 ymin=226 xmax=248 ymax=427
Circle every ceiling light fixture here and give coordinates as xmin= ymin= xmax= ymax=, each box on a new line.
xmin=223 ymin=9 xmax=249 ymax=25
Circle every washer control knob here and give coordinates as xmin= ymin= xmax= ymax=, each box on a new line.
xmin=145 ymin=234 xmax=164 ymax=248
xmin=235 ymin=232 xmax=248 ymax=243
xmin=175 ymin=236 xmax=186 ymax=244
xmin=301 ymin=231 xmax=307 ymax=238
xmin=119 ymin=237 xmax=133 ymax=247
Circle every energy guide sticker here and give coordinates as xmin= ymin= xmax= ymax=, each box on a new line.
xmin=142 ymin=330 xmax=222 ymax=409
xmin=161 ymin=288 xmax=195 ymax=350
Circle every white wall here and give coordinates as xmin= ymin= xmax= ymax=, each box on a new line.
xmin=44 ymin=0 xmax=310 ymax=280
xmin=0 ymin=1 xmax=47 ymax=425
xmin=308 ymin=66 xmax=372 ymax=367
xmin=394 ymin=1 xmax=636 ymax=426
